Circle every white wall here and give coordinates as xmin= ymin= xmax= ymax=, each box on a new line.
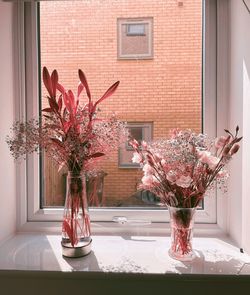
xmin=0 ymin=2 xmax=16 ymax=242
xmin=229 ymin=0 xmax=250 ymax=253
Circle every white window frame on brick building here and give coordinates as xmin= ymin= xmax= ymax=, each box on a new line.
xmin=117 ymin=17 xmax=153 ymax=60
xmin=13 ymin=0 xmax=225 ymax=232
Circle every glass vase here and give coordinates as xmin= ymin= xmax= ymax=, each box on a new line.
xmin=61 ymin=171 xmax=92 ymax=258
xmin=168 ymin=206 xmax=197 ymax=261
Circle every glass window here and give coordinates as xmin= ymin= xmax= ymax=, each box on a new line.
xmin=20 ymin=0 xmax=218 ymax=223
xmin=39 ymin=0 xmax=203 ymax=209
xmin=127 ymin=23 xmax=146 ymax=36
xmin=129 ymin=127 xmax=143 ymax=144
xmin=117 ymin=17 xmax=153 ymax=59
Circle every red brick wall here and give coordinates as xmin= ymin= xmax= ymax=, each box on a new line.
xmin=40 ymin=0 xmax=202 ymax=206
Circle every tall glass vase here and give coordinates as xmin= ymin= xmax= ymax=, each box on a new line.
xmin=61 ymin=171 xmax=92 ymax=257
xmin=168 ymin=206 xmax=197 ymax=261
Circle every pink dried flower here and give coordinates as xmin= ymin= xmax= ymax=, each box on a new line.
xmin=141 ymin=175 xmax=154 ymax=186
xmin=215 ymin=136 xmax=228 ymax=149
xmin=131 ymin=127 xmax=242 ymax=208
xmin=132 ymin=152 xmax=143 ymax=164
xmin=166 ymin=171 xmax=177 ymax=183
xmin=142 ymin=163 xmax=154 ymax=175
xmin=197 ymin=151 xmax=220 ymax=170
xmin=176 ymin=175 xmax=192 ymax=188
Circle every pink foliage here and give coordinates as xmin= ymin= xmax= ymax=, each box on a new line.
xmin=7 ymin=67 xmax=128 ymax=175
xmin=131 ymin=128 xmax=242 ymax=208
xmin=6 ymin=67 xmax=128 ymax=249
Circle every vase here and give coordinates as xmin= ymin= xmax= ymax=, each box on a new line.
xmin=168 ymin=206 xmax=197 ymax=261
xmin=61 ymin=171 xmax=92 ymax=258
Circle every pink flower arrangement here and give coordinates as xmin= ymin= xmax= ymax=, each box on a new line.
xmin=131 ymin=127 xmax=242 ymax=208
xmin=7 ymin=67 xmax=128 ymax=174
xmin=7 ymin=67 xmax=128 ymax=248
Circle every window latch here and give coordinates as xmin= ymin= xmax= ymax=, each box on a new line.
xmin=112 ymin=216 xmax=151 ymax=226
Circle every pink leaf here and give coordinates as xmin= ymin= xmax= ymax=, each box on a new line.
xmin=42 ymin=67 xmax=53 ymax=98
xmin=86 ymin=101 xmax=94 ymax=114
xmin=77 ymin=82 xmax=84 ymax=98
xmin=42 ymin=107 xmax=53 ymax=113
xmin=63 ymin=121 xmax=71 ymax=133
xmin=51 ymin=69 xmax=58 ymax=97
xmin=62 ymin=220 xmax=75 ymax=247
xmin=58 ymin=95 xmax=63 ymax=112
xmin=88 ymin=152 xmax=105 ymax=159
xmin=94 ymin=81 xmax=119 ymax=109
xmin=63 ymin=92 xmax=72 ymax=113
xmin=68 ymin=90 xmax=75 ymax=111
xmin=48 ymin=97 xmax=59 ymax=112
xmin=57 ymin=82 xmax=65 ymax=94
xmin=78 ymin=69 xmax=91 ymax=101
xmin=76 ymin=82 xmax=84 ymax=110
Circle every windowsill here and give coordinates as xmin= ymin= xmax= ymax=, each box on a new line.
xmin=17 ymin=220 xmax=222 ymax=235
xmin=0 ymin=231 xmax=250 ymax=275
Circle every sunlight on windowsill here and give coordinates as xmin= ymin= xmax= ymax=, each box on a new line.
xmin=0 ymin=233 xmax=250 ymax=275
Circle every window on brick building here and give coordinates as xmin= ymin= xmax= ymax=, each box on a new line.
xmin=22 ymin=0 xmax=217 ymax=223
xmin=117 ymin=18 xmax=153 ymax=59
xmin=119 ymin=122 xmax=153 ymax=168
xmin=126 ymin=23 xmax=146 ymax=36
xmin=39 ymin=0 xmax=202 ymax=209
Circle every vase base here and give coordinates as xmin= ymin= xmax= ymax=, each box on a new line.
xmin=168 ymin=248 xmax=196 ymax=262
xmin=62 ymin=238 xmax=92 ymax=258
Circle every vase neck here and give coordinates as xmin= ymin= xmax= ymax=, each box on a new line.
xmin=67 ymin=171 xmax=85 ymax=178
xmin=167 ymin=205 xmax=197 ymax=212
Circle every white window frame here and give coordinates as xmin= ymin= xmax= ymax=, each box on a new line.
xmin=117 ymin=17 xmax=154 ymax=60
xmin=14 ymin=0 xmax=224 ymax=232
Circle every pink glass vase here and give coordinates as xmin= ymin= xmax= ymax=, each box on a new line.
xmin=168 ymin=206 xmax=197 ymax=261
xmin=61 ymin=172 xmax=92 ymax=257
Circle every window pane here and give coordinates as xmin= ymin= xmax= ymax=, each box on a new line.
xmin=127 ymin=24 xmax=146 ymax=36
xmin=129 ymin=127 xmax=143 ymax=144
xmin=39 ymin=0 xmax=202 ymax=208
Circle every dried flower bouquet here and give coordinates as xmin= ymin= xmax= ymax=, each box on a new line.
xmin=131 ymin=127 xmax=242 ymax=208
xmin=7 ymin=67 xmax=127 ymax=248
xmin=131 ymin=127 xmax=242 ymax=259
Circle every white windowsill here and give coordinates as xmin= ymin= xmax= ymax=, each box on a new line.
xmin=18 ymin=221 xmax=224 ymax=236
xmin=0 ymin=230 xmax=250 ymax=275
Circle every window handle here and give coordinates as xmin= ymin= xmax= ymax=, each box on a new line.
xmin=112 ymin=216 xmax=151 ymax=226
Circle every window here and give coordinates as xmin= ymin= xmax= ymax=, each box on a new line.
xmin=119 ymin=122 xmax=153 ymax=168
xmin=16 ymin=0 xmax=218 ymax=227
xmin=117 ymin=18 xmax=153 ymax=59
xmin=126 ymin=23 xmax=146 ymax=36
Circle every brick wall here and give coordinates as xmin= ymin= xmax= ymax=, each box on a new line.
xmin=40 ymin=0 xmax=202 ymax=206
